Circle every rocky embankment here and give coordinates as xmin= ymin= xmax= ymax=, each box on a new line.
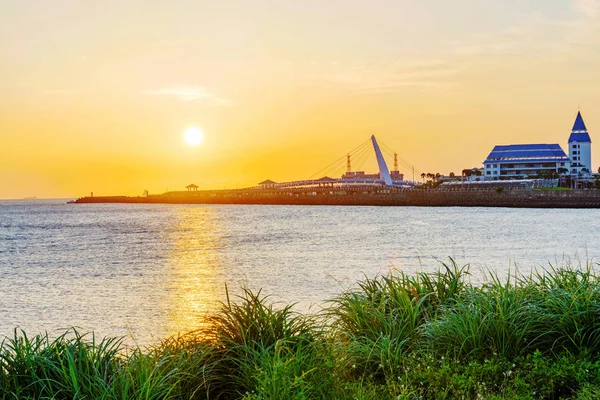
xmin=73 ymin=188 xmax=600 ymax=208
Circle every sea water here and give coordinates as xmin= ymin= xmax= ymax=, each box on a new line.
xmin=1 ymin=200 xmax=599 ymax=345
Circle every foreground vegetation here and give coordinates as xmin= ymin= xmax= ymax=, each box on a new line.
xmin=3 ymin=261 xmax=600 ymax=399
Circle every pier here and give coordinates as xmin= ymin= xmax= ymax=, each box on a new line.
xmin=73 ymin=186 xmax=600 ymax=208
xmin=73 ymin=135 xmax=600 ymax=208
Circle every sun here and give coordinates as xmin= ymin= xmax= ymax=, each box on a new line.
xmin=183 ymin=126 xmax=204 ymax=146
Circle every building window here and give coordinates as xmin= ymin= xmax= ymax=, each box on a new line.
xmin=573 ymin=144 xmax=577 ymax=148
xmin=486 ymin=171 xmax=491 ymax=175
xmin=561 ymin=163 xmax=565 ymax=166
xmin=573 ymin=156 xmax=578 ymax=161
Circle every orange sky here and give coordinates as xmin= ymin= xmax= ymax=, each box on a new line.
xmin=1 ymin=0 xmax=600 ymax=199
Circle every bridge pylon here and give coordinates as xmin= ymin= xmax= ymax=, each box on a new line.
xmin=371 ymin=135 xmax=393 ymax=186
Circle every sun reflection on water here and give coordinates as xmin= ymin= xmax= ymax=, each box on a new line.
xmin=165 ymin=205 xmax=225 ymax=336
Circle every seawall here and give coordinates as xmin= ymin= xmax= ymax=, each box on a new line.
xmin=72 ymin=188 xmax=600 ymax=208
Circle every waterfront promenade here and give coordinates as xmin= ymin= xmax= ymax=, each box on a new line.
xmin=73 ymin=187 xmax=600 ymax=208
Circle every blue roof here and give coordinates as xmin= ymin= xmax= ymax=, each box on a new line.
xmin=483 ymin=158 xmax=569 ymax=165
xmin=572 ymin=111 xmax=587 ymax=131
xmin=568 ymin=132 xmax=591 ymax=142
xmin=491 ymin=144 xmax=563 ymax=152
xmin=484 ymin=143 xmax=570 ymax=163
xmin=568 ymin=111 xmax=591 ymax=143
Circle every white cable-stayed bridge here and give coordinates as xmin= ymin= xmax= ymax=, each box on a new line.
xmin=256 ymin=135 xmax=420 ymax=189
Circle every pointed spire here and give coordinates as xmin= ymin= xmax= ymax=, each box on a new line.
xmin=569 ymin=110 xmax=591 ymax=143
xmin=572 ymin=111 xmax=587 ymax=131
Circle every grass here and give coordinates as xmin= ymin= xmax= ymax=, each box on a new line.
xmin=2 ymin=260 xmax=600 ymax=399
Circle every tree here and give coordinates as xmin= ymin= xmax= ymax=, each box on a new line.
xmin=449 ymin=172 xmax=455 ymax=177
xmin=536 ymin=170 xmax=552 ymax=179
xmin=462 ymin=169 xmax=473 ymax=177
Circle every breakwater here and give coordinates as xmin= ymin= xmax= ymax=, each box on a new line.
xmin=73 ymin=187 xmax=600 ymax=208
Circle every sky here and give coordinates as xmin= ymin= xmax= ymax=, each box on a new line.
xmin=1 ymin=0 xmax=600 ymax=198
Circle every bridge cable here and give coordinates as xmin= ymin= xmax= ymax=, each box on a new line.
xmin=377 ymin=139 xmax=423 ymax=177
xmin=350 ymin=144 xmax=372 ymax=169
xmin=308 ymin=138 xmax=372 ymax=179
xmin=354 ymin=146 xmax=374 ymax=171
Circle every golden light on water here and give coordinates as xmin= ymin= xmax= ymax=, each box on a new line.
xmin=166 ymin=206 xmax=223 ymax=335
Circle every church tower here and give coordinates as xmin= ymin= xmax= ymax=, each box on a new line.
xmin=568 ymin=111 xmax=592 ymax=175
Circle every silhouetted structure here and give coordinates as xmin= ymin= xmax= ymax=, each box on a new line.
xmin=258 ymin=179 xmax=278 ymax=188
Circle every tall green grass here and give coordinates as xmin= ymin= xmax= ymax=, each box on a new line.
xmin=205 ymin=287 xmax=336 ymax=399
xmin=529 ymin=264 xmax=600 ymax=355
xmin=423 ymin=272 xmax=536 ymax=359
xmin=329 ymin=259 xmax=468 ymax=381
xmin=423 ymin=264 xmax=600 ymax=361
xmin=2 ymin=260 xmax=600 ymax=399
xmin=0 ymin=328 xmax=216 ymax=399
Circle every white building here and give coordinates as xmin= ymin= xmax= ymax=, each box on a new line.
xmin=483 ymin=111 xmax=592 ymax=180
xmin=568 ymin=111 xmax=592 ymax=175
xmin=483 ymin=144 xmax=570 ymax=179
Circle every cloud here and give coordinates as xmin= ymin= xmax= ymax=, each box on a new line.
xmin=141 ymin=85 xmax=233 ymax=105
xmin=43 ymin=88 xmax=80 ymax=95
xmin=452 ymin=13 xmax=565 ymax=57
xmin=318 ymin=60 xmax=463 ymax=92
xmin=572 ymin=0 xmax=600 ymax=18
xmin=453 ymin=1 xmax=600 ymax=57
xmin=321 ymin=1 xmax=600 ymax=95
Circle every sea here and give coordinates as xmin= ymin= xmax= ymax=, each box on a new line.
xmin=1 ymin=199 xmax=599 ymax=346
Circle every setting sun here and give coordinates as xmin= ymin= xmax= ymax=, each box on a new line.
xmin=183 ymin=127 xmax=204 ymax=146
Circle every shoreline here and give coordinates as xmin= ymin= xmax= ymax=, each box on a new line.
xmin=72 ymin=187 xmax=600 ymax=208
